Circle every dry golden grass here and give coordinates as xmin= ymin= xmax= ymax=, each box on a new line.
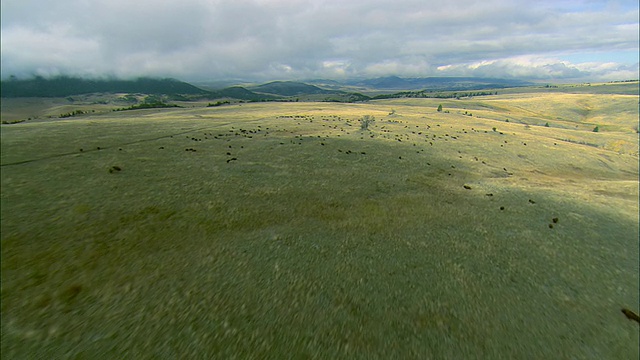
xmin=1 ymin=86 xmax=639 ymax=358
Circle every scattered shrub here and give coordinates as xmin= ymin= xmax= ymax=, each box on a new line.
xmin=208 ymin=101 xmax=230 ymax=107
xmin=59 ymin=110 xmax=86 ymax=118
xmin=360 ymin=115 xmax=375 ymax=130
xmin=108 ymin=166 xmax=122 ymax=173
xmin=1 ymin=119 xmax=26 ymax=124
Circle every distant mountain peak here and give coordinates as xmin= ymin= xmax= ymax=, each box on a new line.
xmin=250 ymin=81 xmax=336 ymax=96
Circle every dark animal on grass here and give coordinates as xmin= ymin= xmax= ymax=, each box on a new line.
xmin=622 ymin=308 xmax=640 ymax=324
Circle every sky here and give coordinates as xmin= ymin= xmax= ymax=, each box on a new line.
xmin=1 ymin=0 xmax=638 ymax=82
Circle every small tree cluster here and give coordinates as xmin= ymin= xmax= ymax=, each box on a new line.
xmin=1 ymin=119 xmax=26 ymax=124
xmin=59 ymin=110 xmax=86 ymax=118
xmin=360 ymin=115 xmax=375 ymax=130
xmin=208 ymin=100 xmax=230 ymax=107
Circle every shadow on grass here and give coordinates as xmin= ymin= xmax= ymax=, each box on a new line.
xmin=2 ymin=131 xmax=638 ymax=359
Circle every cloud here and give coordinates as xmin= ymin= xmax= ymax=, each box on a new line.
xmin=436 ymin=56 xmax=583 ymax=79
xmin=435 ymin=55 xmax=639 ymax=81
xmin=1 ymin=25 xmax=104 ymax=78
xmin=1 ymin=0 xmax=638 ymax=81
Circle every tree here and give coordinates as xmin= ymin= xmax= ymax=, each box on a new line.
xmin=592 ymin=126 xmax=599 ymax=132
xmin=360 ymin=115 xmax=375 ymax=130
xmin=437 ymin=104 xmax=443 ymax=112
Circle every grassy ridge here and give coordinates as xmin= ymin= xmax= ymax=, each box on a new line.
xmin=0 ymin=77 xmax=210 ymax=98
xmin=1 ymin=94 xmax=639 ymax=357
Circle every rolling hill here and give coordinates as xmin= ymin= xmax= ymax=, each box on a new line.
xmin=249 ymin=81 xmax=338 ymax=96
xmin=1 ymin=76 xmax=537 ymax=101
xmin=208 ymin=86 xmax=277 ymax=101
xmin=0 ymin=76 xmax=212 ymax=98
xmin=1 ymin=85 xmax=638 ymax=358
xmin=0 ymin=76 xmax=285 ymax=102
xmin=349 ymin=76 xmax=532 ymax=90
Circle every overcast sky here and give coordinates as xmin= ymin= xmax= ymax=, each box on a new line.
xmin=1 ymin=0 xmax=638 ymax=82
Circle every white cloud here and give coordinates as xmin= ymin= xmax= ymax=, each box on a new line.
xmin=321 ymin=60 xmax=351 ymax=77
xmin=1 ymin=25 xmax=104 ymax=78
xmin=363 ymin=58 xmax=433 ymax=77
xmin=436 ymin=55 xmax=639 ymax=81
xmin=1 ymin=0 xmax=638 ymax=81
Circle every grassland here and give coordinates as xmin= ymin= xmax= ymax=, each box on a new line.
xmin=1 ymin=84 xmax=639 ymax=358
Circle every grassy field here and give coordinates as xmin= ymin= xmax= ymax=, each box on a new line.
xmin=1 ymin=85 xmax=639 ymax=358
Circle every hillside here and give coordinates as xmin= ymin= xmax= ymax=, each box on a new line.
xmin=0 ymin=76 xmax=211 ymax=98
xmin=0 ymin=76 xmax=287 ymax=104
xmin=350 ymin=76 xmax=532 ymax=91
xmin=208 ymin=86 xmax=277 ymax=101
xmin=1 ymin=89 xmax=638 ymax=358
xmin=250 ymin=81 xmax=337 ymax=96
xmin=0 ymin=76 xmax=537 ymax=100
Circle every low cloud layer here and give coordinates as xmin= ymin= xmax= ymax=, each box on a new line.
xmin=1 ymin=0 xmax=638 ymax=82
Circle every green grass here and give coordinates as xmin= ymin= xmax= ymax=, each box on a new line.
xmin=1 ymin=95 xmax=639 ymax=358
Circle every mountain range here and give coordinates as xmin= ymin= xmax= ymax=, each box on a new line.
xmin=345 ymin=76 xmax=531 ymax=90
xmin=0 ymin=76 xmax=532 ymax=101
